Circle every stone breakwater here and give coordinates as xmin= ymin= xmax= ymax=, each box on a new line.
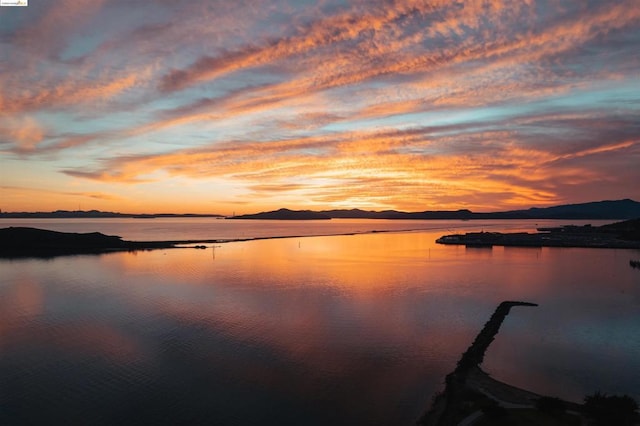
xmin=418 ymin=301 xmax=538 ymax=426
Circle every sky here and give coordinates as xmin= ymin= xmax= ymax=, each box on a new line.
xmin=1 ymin=0 xmax=639 ymax=215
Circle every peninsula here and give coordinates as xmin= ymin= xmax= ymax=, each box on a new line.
xmin=0 ymin=227 xmax=226 ymax=258
xmin=0 ymin=227 xmax=174 ymax=257
xmin=436 ymin=218 xmax=640 ymax=249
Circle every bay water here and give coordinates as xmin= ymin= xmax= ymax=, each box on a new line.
xmin=1 ymin=219 xmax=639 ymax=425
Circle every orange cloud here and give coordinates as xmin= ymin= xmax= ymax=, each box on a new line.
xmin=157 ymin=0 xmax=446 ymax=92
xmin=54 ymin=127 xmax=551 ymax=210
xmin=0 ymin=116 xmax=46 ymax=152
xmin=3 ymin=0 xmax=639 ymax=212
xmin=1 ymin=65 xmax=156 ymax=115
xmin=59 ymin=104 xmax=640 ymax=211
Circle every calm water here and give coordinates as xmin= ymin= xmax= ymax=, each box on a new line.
xmin=1 ymin=219 xmax=639 ymax=425
xmin=0 ymin=217 xmax=604 ymax=241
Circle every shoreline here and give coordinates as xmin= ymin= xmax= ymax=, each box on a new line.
xmin=2 ymin=221 xmax=640 ymax=258
xmin=436 ymin=219 xmax=640 ymax=250
xmin=0 ymin=226 xmax=436 ymax=259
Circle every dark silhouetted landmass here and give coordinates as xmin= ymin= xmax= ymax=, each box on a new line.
xmin=227 ymin=199 xmax=640 ymax=220
xmin=599 ymin=218 xmax=640 ymax=240
xmin=1 ymin=225 xmax=374 ymax=258
xmin=0 ymin=227 xmax=178 ymax=257
xmin=321 ymin=208 xmax=476 ymax=219
xmin=0 ymin=209 xmax=223 ymax=219
xmin=436 ymin=218 xmax=640 ymax=249
xmin=510 ymin=199 xmax=640 ymax=220
xmin=230 ymin=208 xmax=331 ymax=220
xmin=2 ymin=199 xmax=639 ymax=220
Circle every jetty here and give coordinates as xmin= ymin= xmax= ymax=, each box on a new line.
xmin=419 ymin=301 xmax=539 ymax=425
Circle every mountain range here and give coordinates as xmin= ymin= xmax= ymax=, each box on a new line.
xmin=2 ymin=199 xmax=639 ymax=221
xmin=229 ymin=199 xmax=640 ymax=220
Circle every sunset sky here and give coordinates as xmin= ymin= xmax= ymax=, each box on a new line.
xmin=1 ymin=0 xmax=639 ymax=214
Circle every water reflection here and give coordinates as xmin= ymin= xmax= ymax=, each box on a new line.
xmin=1 ymin=230 xmax=639 ymax=425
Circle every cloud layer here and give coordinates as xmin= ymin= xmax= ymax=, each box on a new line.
xmin=1 ymin=0 xmax=639 ymax=212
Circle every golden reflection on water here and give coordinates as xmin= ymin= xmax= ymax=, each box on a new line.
xmin=106 ymin=232 xmax=461 ymax=290
xmin=0 ymin=277 xmax=44 ymax=319
xmin=100 ymin=231 xmax=480 ymax=353
xmin=85 ymin=232 xmax=485 ymax=423
xmin=94 ymin=231 xmax=640 ymax=369
xmin=0 ymin=277 xmax=44 ymax=343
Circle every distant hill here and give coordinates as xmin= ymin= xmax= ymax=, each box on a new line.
xmin=2 ymin=199 xmax=638 ymax=221
xmin=229 ymin=199 xmax=640 ymax=220
xmin=230 ymin=208 xmax=330 ymax=220
xmin=318 ymin=208 xmax=475 ymax=220
xmin=0 ymin=210 xmax=223 ymax=219
xmin=501 ymin=199 xmax=640 ymax=220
